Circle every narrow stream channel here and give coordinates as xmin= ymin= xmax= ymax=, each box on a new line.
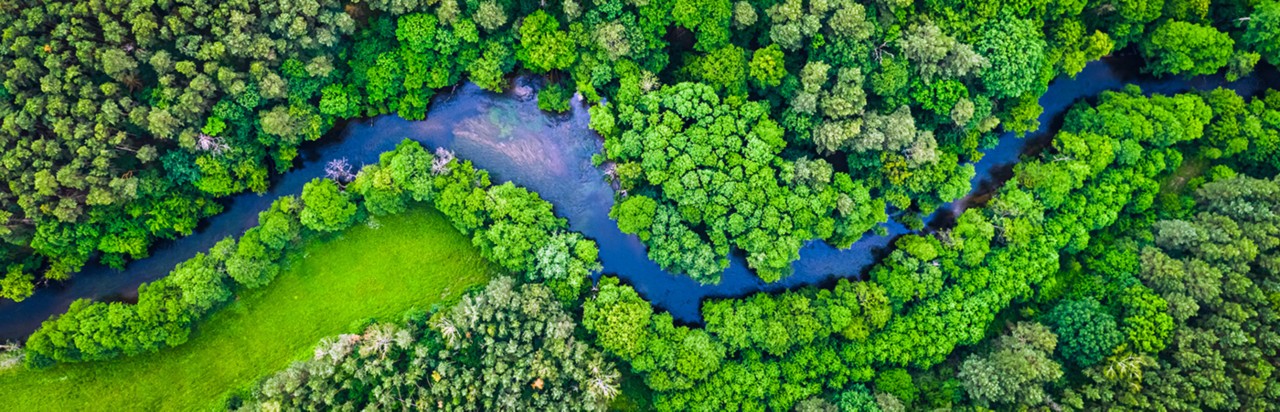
xmin=1 ymin=56 xmax=1275 ymax=340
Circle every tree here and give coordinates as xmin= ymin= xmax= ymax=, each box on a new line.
xmin=958 ymin=322 xmax=1063 ymax=408
xmin=975 ymin=15 xmax=1046 ymax=98
xmin=0 ymin=266 xmax=34 ymax=302
xmin=875 ymin=369 xmax=919 ymax=404
xmin=583 ymin=277 xmax=654 ymax=359
xmin=749 ymin=45 xmax=787 ymax=89
xmin=1244 ymin=2 xmax=1280 ymax=66
xmin=349 ymin=164 xmax=408 ymax=216
xmin=299 ymin=178 xmax=357 ymax=232
xmin=1042 ymin=298 xmax=1124 ymax=367
xmin=474 ymin=0 xmax=508 ymax=31
xmin=537 ymin=83 xmax=573 ymax=113
xmin=225 ymin=228 xmax=279 ymax=288
xmin=250 ymin=278 xmax=621 ymax=410
xmin=685 ymin=45 xmax=749 ymax=96
xmin=673 ymin=0 xmax=733 ymax=51
xmin=1140 ymin=21 xmax=1233 ymax=76
xmin=256 ymin=196 xmax=302 ymax=250
xmin=596 ymin=82 xmax=884 ymax=282
xmin=612 ymin=195 xmax=659 ymax=240
xmin=531 ymin=232 xmax=601 ymax=302
xmin=897 ymin=22 xmax=986 ymax=83
xmin=517 ymin=11 xmax=575 ymax=73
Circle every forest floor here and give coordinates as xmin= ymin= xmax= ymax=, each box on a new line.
xmin=1157 ymin=155 xmax=1209 ymax=215
xmin=0 ymin=206 xmax=494 ymax=411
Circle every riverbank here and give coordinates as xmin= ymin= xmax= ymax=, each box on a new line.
xmin=0 ymin=207 xmax=493 ymax=410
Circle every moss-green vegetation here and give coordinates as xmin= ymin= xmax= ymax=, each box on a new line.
xmin=0 ymin=207 xmax=492 ymax=411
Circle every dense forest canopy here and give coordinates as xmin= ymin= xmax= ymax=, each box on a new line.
xmin=2 ymin=0 xmax=1280 ymax=410
xmin=4 ymin=0 xmax=1277 ymax=297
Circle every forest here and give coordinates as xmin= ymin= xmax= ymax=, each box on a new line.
xmin=0 ymin=0 xmax=1278 ymax=409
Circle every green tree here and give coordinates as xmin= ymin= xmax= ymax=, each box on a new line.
xmin=0 ymin=266 xmax=34 ymax=302
xmin=975 ymin=15 xmax=1047 ymax=98
xmin=1042 ymin=298 xmax=1124 ymax=367
xmin=875 ymin=369 xmax=918 ymax=404
xmin=299 ymin=178 xmax=358 ymax=232
xmin=958 ymin=322 xmax=1063 ymax=408
xmin=517 ymin=11 xmax=575 ymax=73
xmin=748 ymin=45 xmax=786 ymax=89
xmin=1140 ymin=20 xmax=1233 ymax=76
xmin=1244 ymin=2 xmax=1280 ymax=66
xmin=612 ymin=195 xmax=659 ymax=240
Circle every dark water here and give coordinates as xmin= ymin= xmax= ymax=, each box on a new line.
xmin=1 ymin=57 xmax=1276 ymax=340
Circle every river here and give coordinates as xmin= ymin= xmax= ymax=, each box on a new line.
xmin=0 ymin=56 xmax=1275 ymax=340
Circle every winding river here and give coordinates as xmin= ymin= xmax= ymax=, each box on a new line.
xmin=1 ymin=56 xmax=1276 ymax=340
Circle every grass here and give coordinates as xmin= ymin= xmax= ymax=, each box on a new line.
xmin=0 ymin=206 xmax=494 ymax=411
xmin=1156 ymin=155 xmax=1209 ymax=218
xmin=1160 ymin=155 xmax=1208 ymax=197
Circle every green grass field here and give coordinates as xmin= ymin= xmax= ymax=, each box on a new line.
xmin=0 ymin=207 xmax=494 ymax=411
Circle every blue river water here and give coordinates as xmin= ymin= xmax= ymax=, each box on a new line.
xmin=0 ymin=56 xmax=1275 ymax=340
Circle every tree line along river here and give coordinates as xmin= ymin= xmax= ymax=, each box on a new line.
xmin=0 ymin=55 xmax=1276 ymax=341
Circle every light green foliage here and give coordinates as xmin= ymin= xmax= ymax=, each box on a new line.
xmin=382 ymin=139 xmax=439 ymax=201
xmin=685 ymin=45 xmax=749 ymax=96
xmin=225 ymin=228 xmax=281 ymax=288
xmin=766 ymin=0 xmax=872 ymax=52
xmin=869 ymin=57 xmax=911 ymax=108
xmin=733 ymin=1 xmax=757 ymax=27
xmin=799 ymin=60 xmax=874 ymax=155
xmin=673 ymin=0 xmax=733 ymax=51
xmin=517 ymin=11 xmax=576 ymax=73
xmin=24 ymin=239 xmax=238 ymax=364
xmin=0 ymin=266 xmax=34 ymax=302
xmin=474 ymin=0 xmax=508 ymax=31
xmin=597 ymin=82 xmax=884 ymax=282
xmin=589 ymin=276 xmax=891 ymax=410
xmin=874 ymin=369 xmax=918 ymax=404
xmin=583 ymin=277 xmax=655 ymax=359
xmin=1115 ymin=284 xmax=1173 ymax=354
xmin=469 ymin=41 xmax=515 ymax=92
xmin=612 ymin=195 xmax=659 ymax=240
xmin=532 ymin=232 xmax=601 ymax=302
xmin=1245 ymin=2 xmax=1280 ymax=66
xmin=951 ymin=210 xmax=995 ymax=266
xmin=911 ymin=79 xmax=968 ymax=117
xmin=1226 ymin=51 xmax=1259 ymax=82
xmin=958 ymin=322 xmax=1063 ymax=408
xmin=703 ymin=279 xmax=891 ymax=355
xmin=350 ymin=164 xmax=409 ymax=216
xmin=299 ymin=178 xmax=358 ymax=233
xmin=1140 ymin=20 xmax=1234 ymax=76
xmin=835 ymin=386 xmax=882 ymax=412
xmin=872 ymin=235 xmax=947 ymax=310
xmin=747 ymin=44 xmax=783 ymax=89
xmin=976 ymin=15 xmax=1047 ymax=99
xmin=1051 ymin=19 xmax=1114 ymax=77
xmin=537 ymin=83 xmax=573 ymax=113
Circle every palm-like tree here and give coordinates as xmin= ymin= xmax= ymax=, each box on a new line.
xmin=584 ymin=359 xmax=620 ymax=401
xmin=360 ymin=324 xmax=401 ymax=359
xmin=435 ymin=317 xmax=461 ymax=347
